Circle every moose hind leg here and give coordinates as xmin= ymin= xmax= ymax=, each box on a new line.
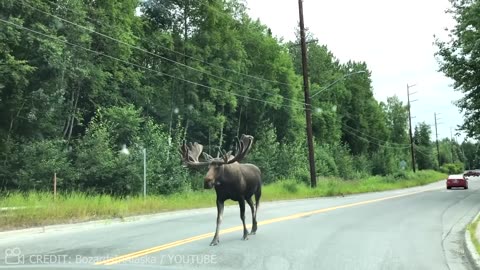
xmin=246 ymin=197 xmax=257 ymax=235
xmin=210 ymin=199 xmax=224 ymax=246
xmin=238 ymin=199 xmax=248 ymax=240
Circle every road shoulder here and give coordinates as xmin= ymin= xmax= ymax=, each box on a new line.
xmin=465 ymin=212 xmax=480 ymax=270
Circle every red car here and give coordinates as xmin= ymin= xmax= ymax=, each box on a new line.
xmin=446 ymin=174 xmax=468 ymax=189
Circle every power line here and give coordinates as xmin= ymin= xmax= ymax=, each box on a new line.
xmin=413 ymin=143 xmax=432 ymax=158
xmin=342 ymin=124 xmax=411 ymax=148
xmin=342 ymin=127 xmax=411 ymax=150
xmin=339 ymin=112 xmax=411 ymax=147
xmin=42 ymin=1 xmax=291 ymax=86
xmin=141 ymin=0 xmax=286 ymax=74
xmin=19 ymin=0 xmax=303 ymax=104
xmin=0 ymin=18 xmax=304 ymax=111
xmin=3 ymin=17 xmax=418 ymax=153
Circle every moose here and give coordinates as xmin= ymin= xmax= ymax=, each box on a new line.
xmin=179 ymin=134 xmax=262 ymax=246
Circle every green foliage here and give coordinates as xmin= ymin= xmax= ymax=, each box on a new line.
xmin=414 ymin=122 xmax=436 ymax=170
xmin=461 ymin=141 xmax=480 ymax=169
xmin=381 ymin=96 xmax=409 ymax=145
xmin=75 ymin=116 xmax=142 ymax=196
xmin=439 ymin=162 xmax=465 ymax=174
xmin=435 ymin=0 xmax=480 ymax=139
xmin=140 ymin=119 xmax=191 ymax=195
xmin=314 ymin=144 xmax=338 ymax=177
xmin=12 ymin=139 xmax=77 ymax=191
xmin=371 ymin=148 xmax=397 ymax=176
xmin=0 ymin=0 xmax=452 ymax=195
xmin=102 ymin=105 xmax=144 ymax=146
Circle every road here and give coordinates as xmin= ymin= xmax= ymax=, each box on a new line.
xmin=1 ymin=177 xmax=480 ymax=270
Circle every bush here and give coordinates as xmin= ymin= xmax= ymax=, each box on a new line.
xmin=140 ymin=119 xmax=190 ymax=194
xmin=439 ymin=162 xmax=464 ymax=174
xmin=315 ymin=144 xmax=338 ymax=177
xmin=12 ymin=139 xmax=78 ymax=191
xmin=353 ymin=154 xmax=372 ymax=177
xmin=248 ymin=124 xmax=280 ymax=184
xmin=332 ymin=144 xmax=356 ymax=179
xmin=75 ymin=119 xmax=142 ymax=196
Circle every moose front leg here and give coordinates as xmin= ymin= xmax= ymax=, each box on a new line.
xmin=210 ymin=199 xmax=224 ymax=246
xmin=239 ymin=198 xmax=248 ymax=240
xmin=246 ymin=197 xmax=257 ymax=235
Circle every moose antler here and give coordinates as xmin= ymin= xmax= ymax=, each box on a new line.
xmin=180 ymin=135 xmax=254 ymax=167
xmin=225 ymin=134 xmax=254 ymax=164
xmin=179 ymin=141 xmax=210 ymax=167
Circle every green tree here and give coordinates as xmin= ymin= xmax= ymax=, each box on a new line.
xmin=414 ymin=122 xmax=435 ymax=170
xmin=435 ymin=0 xmax=480 ymax=139
xmin=461 ymin=141 xmax=480 ymax=169
xmin=381 ymin=96 xmax=409 ymax=145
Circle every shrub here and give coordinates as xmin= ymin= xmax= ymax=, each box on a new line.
xmin=315 ymin=144 xmax=338 ymax=177
xmin=12 ymin=139 xmax=78 ymax=191
xmin=439 ymin=162 xmax=464 ymax=174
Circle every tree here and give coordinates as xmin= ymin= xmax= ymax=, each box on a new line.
xmin=340 ymin=62 xmax=388 ymax=155
xmin=414 ymin=122 xmax=435 ymax=170
xmin=435 ymin=0 xmax=480 ymax=139
xmin=381 ymin=96 xmax=409 ymax=145
xmin=461 ymin=140 xmax=480 ymax=169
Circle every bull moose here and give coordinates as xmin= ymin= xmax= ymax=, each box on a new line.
xmin=179 ymin=134 xmax=262 ymax=246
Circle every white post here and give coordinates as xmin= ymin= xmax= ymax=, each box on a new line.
xmin=53 ymin=172 xmax=57 ymax=198
xmin=143 ymin=148 xmax=147 ymax=199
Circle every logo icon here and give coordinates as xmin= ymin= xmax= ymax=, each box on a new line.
xmin=5 ymin=248 xmax=24 ymax=265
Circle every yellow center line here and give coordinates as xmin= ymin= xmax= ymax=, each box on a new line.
xmin=95 ymin=187 xmax=439 ymax=265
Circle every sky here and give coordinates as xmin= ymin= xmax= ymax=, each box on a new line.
xmin=245 ymin=0 xmax=467 ymax=142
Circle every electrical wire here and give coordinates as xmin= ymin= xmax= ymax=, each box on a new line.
xmin=5 ymin=4 xmax=419 ymax=152
xmin=0 ymin=18 xmax=304 ymax=111
xmin=342 ymin=124 xmax=411 ymax=147
xmin=22 ymin=0 xmax=299 ymax=103
xmin=342 ymin=127 xmax=411 ymax=150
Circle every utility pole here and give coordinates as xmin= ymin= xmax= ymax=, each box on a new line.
xmin=450 ymin=127 xmax=455 ymax=162
xmin=143 ymin=148 xmax=147 ymax=199
xmin=407 ymin=84 xmax=417 ymax=173
xmin=298 ymin=0 xmax=316 ymax=188
xmin=434 ymin=113 xmax=441 ymax=167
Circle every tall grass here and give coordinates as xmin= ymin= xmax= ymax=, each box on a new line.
xmin=468 ymin=214 xmax=480 ymax=255
xmin=0 ymin=170 xmax=446 ymax=231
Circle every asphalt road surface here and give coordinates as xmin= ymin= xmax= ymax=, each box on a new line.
xmin=1 ymin=177 xmax=480 ymax=270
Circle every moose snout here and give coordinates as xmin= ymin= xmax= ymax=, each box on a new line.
xmin=204 ymin=179 xmax=214 ymax=189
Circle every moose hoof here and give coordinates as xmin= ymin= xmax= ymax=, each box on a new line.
xmin=242 ymin=235 xmax=249 ymax=241
xmin=210 ymin=239 xmax=219 ymax=246
xmin=248 ymin=231 xmax=256 ymax=235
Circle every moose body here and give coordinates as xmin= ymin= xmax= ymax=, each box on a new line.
xmin=180 ymin=135 xmax=262 ymax=246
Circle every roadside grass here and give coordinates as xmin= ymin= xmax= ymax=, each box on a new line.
xmin=468 ymin=214 xmax=480 ymax=255
xmin=0 ymin=170 xmax=445 ymax=231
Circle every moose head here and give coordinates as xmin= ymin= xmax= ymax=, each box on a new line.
xmin=179 ymin=134 xmax=254 ymax=189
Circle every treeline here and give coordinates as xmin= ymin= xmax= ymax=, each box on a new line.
xmin=0 ymin=0 xmax=476 ymax=195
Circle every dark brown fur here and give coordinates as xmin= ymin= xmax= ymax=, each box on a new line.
xmin=180 ymin=135 xmax=262 ymax=245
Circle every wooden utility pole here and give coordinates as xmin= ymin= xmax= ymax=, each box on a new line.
xmin=407 ymin=84 xmax=417 ymax=172
xmin=298 ymin=0 xmax=316 ymax=187
xmin=450 ymin=127 xmax=455 ymax=162
xmin=434 ymin=113 xmax=441 ymax=166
